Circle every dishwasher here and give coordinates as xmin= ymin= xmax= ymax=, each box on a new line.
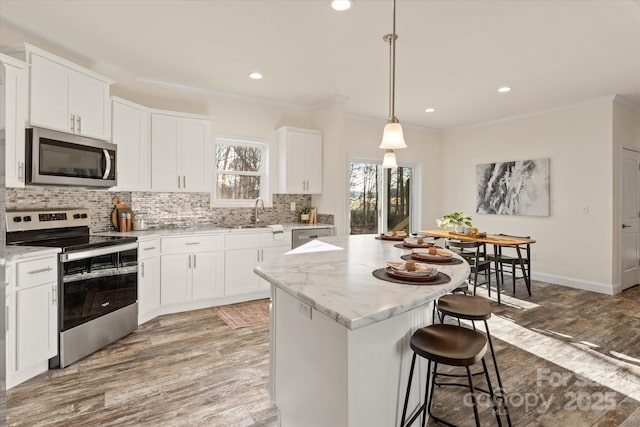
xmin=292 ymin=227 xmax=334 ymax=248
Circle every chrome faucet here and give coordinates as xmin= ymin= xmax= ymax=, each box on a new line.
xmin=255 ymin=197 xmax=265 ymax=226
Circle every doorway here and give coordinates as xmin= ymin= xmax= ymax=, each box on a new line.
xmin=621 ymin=147 xmax=640 ymax=290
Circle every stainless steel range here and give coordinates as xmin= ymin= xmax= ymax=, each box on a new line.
xmin=6 ymin=208 xmax=138 ymax=368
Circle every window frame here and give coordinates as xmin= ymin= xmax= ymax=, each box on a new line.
xmin=211 ymin=135 xmax=272 ymax=208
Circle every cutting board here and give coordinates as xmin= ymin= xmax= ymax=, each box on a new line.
xmin=111 ymin=196 xmax=135 ymax=231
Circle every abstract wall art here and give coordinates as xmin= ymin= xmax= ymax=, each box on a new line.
xmin=476 ymin=158 xmax=550 ymax=216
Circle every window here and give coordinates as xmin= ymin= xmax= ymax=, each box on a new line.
xmin=349 ymin=158 xmax=416 ymax=234
xmin=212 ymin=137 xmax=270 ymax=206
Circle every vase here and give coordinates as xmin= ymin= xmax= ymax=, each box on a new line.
xmin=454 ymin=223 xmax=465 ymax=234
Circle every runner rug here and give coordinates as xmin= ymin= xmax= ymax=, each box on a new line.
xmin=216 ymin=298 xmax=270 ymax=329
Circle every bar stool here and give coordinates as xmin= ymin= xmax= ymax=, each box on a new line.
xmin=436 ymin=293 xmax=512 ymax=426
xmin=400 ymin=324 xmax=499 ymax=427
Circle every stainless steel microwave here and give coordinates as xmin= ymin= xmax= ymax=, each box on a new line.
xmin=26 ymin=127 xmax=117 ymax=188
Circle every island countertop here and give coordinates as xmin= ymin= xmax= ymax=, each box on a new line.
xmin=254 ymin=234 xmax=470 ymax=330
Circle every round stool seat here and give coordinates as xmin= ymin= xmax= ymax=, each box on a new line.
xmin=437 ymin=294 xmax=492 ymax=321
xmin=410 ymin=324 xmax=487 ymax=367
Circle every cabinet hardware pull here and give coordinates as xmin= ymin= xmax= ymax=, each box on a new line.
xmin=71 ymin=114 xmax=75 ymax=131
xmin=77 ymin=116 xmax=82 ymax=133
xmin=622 ymin=224 xmax=631 ymax=228
xmin=193 ymin=254 xmax=197 ymax=268
xmin=141 ymin=262 xmax=145 ymax=278
xmin=143 ymin=246 xmax=157 ymax=251
xmin=183 ymin=176 xmax=186 ymax=188
xmin=188 ymin=254 xmax=191 ymax=269
xmin=28 ymin=267 xmax=52 ymax=275
xmin=178 ymin=176 xmax=181 ymax=188
xmin=101 ymin=302 xmax=110 ymax=307
xmin=52 ymin=285 xmax=57 ymax=305
xmin=18 ymin=161 xmax=24 ymax=181
xmin=185 ymin=242 xmax=200 ymax=245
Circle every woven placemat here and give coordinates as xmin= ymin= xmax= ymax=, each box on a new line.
xmin=372 ymin=268 xmax=451 ymax=286
xmin=400 ymin=254 xmax=464 ymax=265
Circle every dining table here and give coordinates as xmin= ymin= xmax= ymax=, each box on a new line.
xmin=420 ymin=229 xmax=536 ymax=304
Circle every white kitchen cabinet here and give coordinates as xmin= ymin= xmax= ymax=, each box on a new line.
xmin=112 ymin=97 xmax=151 ymax=190
xmin=160 ymin=235 xmax=224 ymax=307
xmin=151 ymin=112 xmax=211 ymax=192
xmin=277 ymin=127 xmax=323 ymax=194
xmin=26 ymin=44 xmax=113 ymax=140
xmin=1 ymin=54 xmax=28 ymax=187
xmin=6 ymin=254 xmax=58 ymax=389
xmin=138 ymin=238 xmax=161 ymax=324
xmin=225 ymin=230 xmax=291 ymax=296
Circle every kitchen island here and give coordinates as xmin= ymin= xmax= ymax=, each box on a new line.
xmin=254 ymin=234 xmax=470 ymax=427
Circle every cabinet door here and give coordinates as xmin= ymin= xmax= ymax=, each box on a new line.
xmin=305 ymin=133 xmax=323 ymax=194
xmin=29 ymin=54 xmax=70 ymax=133
xmin=138 ymin=256 xmax=161 ymax=320
xmin=5 ymin=292 xmax=16 ymax=377
xmin=151 ymin=114 xmax=180 ymax=191
xmin=180 ymin=118 xmax=210 ymax=192
xmin=225 ymin=248 xmax=260 ymax=296
xmin=15 ymin=283 xmax=57 ymax=369
xmin=160 ymin=254 xmax=191 ymax=305
xmin=283 ymin=131 xmax=308 ymax=193
xmin=192 ymin=251 xmax=224 ymax=300
xmin=113 ymin=100 xmax=151 ymax=190
xmin=68 ymin=71 xmax=110 ymax=139
xmin=1 ymin=57 xmax=28 ymax=188
xmin=259 ymin=246 xmax=290 ymax=291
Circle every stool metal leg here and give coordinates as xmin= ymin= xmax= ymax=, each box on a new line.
xmin=483 ymin=320 xmax=512 ymax=427
xmin=481 ymin=357 xmax=502 ymax=427
xmin=466 ymin=366 xmax=482 ymax=426
xmin=400 ymin=353 xmax=417 ymax=427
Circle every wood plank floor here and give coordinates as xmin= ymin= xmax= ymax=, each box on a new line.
xmin=6 ymin=281 xmax=640 ymax=426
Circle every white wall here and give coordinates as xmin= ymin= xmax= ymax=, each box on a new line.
xmin=441 ymin=99 xmax=615 ymax=294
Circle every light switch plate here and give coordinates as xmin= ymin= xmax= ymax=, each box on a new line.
xmin=290 ymin=202 xmax=296 ymax=211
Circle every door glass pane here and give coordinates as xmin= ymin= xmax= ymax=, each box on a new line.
xmin=386 ymin=167 xmax=411 ymax=233
xmin=349 ymin=162 xmax=379 ymax=235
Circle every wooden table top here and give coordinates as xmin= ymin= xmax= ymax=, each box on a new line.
xmin=420 ymin=229 xmax=536 ymax=246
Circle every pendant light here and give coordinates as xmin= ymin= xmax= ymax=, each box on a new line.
xmin=382 ymin=150 xmax=398 ymax=169
xmin=379 ymin=0 xmax=406 ymax=151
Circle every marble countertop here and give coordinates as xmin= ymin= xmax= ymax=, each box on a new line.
xmin=5 ymin=246 xmax=61 ymax=261
xmin=254 ymin=234 xmax=470 ymax=330
xmin=96 ymin=222 xmax=334 ymax=239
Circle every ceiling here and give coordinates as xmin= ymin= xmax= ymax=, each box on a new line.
xmin=1 ymin=0 xmax=639 ymax=130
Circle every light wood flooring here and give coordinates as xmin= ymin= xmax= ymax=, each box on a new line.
xmin=6 ymin=281 xmax=640 ymax=426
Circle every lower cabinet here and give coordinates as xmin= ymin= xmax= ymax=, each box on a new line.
xmin=6 ymin=253 xmax=59 ymax=389
xmin=160 ymin=235 xmax=224 ymax=307
xmin=225 ymin=231 xmax=291 ymax=296
xmin=138 ymin=238 xmax=161 ymax=324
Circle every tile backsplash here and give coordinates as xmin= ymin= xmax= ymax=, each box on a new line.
xmin=6 ymin=186 xmax=333 ymax=233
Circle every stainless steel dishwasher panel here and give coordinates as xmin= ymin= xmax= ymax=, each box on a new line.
xmin=291 ymin=227 xmax=334 ymax=248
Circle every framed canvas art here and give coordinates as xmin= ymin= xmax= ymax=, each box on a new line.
xmin=476 ymin=158 xmax=550 ymax=216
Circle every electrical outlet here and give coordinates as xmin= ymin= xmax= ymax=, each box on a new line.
xmin=290 ymin=202 xmax=296 ymax=211
xmin=581 ymin=205 xmax=589 ymax=215
xmin=298 ymin=301 xmax=312 ymax=319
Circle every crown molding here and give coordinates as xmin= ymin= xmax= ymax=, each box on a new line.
xmin=446 ymin=96 xmax=619 ymax=133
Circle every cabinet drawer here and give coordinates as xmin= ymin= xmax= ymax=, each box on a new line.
xmin=260 ymin=230 xmax=292 ymax=249
xmin=162 ymin=235 xmax=224 ymax=254
xmin=138 ymin=239 xmax=160 ymax=259
xmin=225 ymin=233 xmax=263 ymax=250
xmin=16 ymin=257 xmax=57 ymax=288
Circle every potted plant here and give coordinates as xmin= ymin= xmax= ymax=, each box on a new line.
xmin=436 ymin=211 xmax=473 ymax=234
xmin=299 ymin=207 xmax=311 ymax=223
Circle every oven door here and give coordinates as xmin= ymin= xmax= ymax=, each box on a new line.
xmin=60 ymin=243 xmax=137 ymax=332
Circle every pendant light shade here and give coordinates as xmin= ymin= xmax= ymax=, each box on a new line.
xmin=382 ymin=150 xmax=398 ymax=169
xmin=380 ymin=122 xmax=406 ymax=149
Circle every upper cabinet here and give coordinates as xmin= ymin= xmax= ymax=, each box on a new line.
xmin=277 ymin=126 xmax=323 ymax=194
xmin=151 ymin=111 xmax=212 ymax=192
xmin=112 ymin=97 xmax=151 ymax=191
xmin=26 ymin=44 xmax=114 ymax=141
xmin=1 ymin=54 xmax=28 ymax=188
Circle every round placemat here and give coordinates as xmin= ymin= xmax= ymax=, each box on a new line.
xmin=394 ymin=243 xmax=444 ymax=250
xmin=400 ymin=254 xmax=464 ymax=265
xmin=376 ymin=236 xmax=405 ymax=241
xmin=372 ymin=268 xmax=451 ymax=286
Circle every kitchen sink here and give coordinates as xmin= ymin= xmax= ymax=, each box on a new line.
xmin=229 ymin=225 xmax=266 ymax=229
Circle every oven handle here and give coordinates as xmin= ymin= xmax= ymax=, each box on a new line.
xmin=60 ymin=242 xmax=139 ymax=262
xmin=102 ymin=149 xmax=112 ymax=180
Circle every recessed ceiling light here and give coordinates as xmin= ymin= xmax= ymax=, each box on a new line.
xmin=498 ymin=86 xmax=511 ymax=93
xmin=331 ymin=0 xmax=352 ymax=11
xmin=424 ymin=107 xmax=435 ymax=113
xmin=249 ymin=72 xmax=263 ymax=80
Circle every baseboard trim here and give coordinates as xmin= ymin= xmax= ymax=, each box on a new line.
xmin=531 ymin=272 xmax=614 ymax=295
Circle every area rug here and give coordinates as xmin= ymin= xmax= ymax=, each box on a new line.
xmin=216 ymin=299 xmax=270 ymax=329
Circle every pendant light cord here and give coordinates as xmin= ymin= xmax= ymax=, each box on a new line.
xmin=389 ymin=0 xmax=397 ymax=123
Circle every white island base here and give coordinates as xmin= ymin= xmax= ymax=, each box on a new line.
xmin=271 ymin=287 xmax=432 ymax=427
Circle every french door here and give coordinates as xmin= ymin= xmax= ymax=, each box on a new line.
xmin=349 ymin=160 xmax=413 ymax=235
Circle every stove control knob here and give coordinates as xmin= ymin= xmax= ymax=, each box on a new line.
xmin=81 ymin=213 xmax=88 ymax=218
xmin=12 ymin=216 xmax=22 ymax=223
xmin=73 ymin=214 xmax=81 ymax=219
xmin=23 ymin=216 xmax=32 ymax=222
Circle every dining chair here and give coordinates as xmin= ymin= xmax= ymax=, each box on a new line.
xmin=445 ymin=240 xmax=492 ymax=295
xmin=489 ymin=234 xmax=531 ymax=296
